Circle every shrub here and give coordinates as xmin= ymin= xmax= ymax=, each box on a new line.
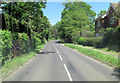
xmin=77 ymin=37 xmax=103 ymax=48
xmin=102 ymin=27 xmax=120 ymax=51
xmin=30 ymin=36 xmax=42 ymax=50
xmin=18 ymin=33 xmax=30 ymax=54
xmin=92 ymin=37 xmax=103 ymax=48
xmin=82 ymin=37 xmax=94 ymax=46
xmin=77 ymin=37 xmax=84 ymax=44
xmin=81 ymin=30 xmax=95 ymax=37
xmin=1 ymin=30 xmax=13 ymax=64
xmin=12 ymin=32 xmax=30 ymax=55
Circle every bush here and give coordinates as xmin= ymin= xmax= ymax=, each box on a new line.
xmin=18 ymin=33 xmax=30 ymax=54
xmin=92 ymin=37 xmax=103 ymax=48
xmin=77 ymin=37 xmax=84 ymax=44
xmin=81 ymin=30 xmax=95 ymax=37
xmin=1 ymin=30 xmax=13 ymax=64
xmin=77 ymin=37 xmax=103 ymax=48
xmin=31 ymin=36 xmax=42 ymax=50
xmin=102 ymin=27 xmax=120 ymax=51
xmin=82 ymin=37 xmax=94 ymax=46
xmin=12 ymin=32 xmax=30 ymax=55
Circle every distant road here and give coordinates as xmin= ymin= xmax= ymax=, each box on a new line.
xmin=4 ymin=40 xmax=118 ymax=81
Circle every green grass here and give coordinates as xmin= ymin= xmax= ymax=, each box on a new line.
xmin=97 ymin=45 xmax=119 ymax=54
xmin=65 ymin=43 xmax=118 ymax=67
xmin=0 ymin=43 xmax=45 ymax=78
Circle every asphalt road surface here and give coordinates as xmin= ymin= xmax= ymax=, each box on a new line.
xmin=3 ymin=40 xmax=118 ymax=81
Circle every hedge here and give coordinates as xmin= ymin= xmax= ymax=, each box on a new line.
xmin=77 ymin=26 xmax=120 ymax=50
xmin=77 ymin=37 xmax=103 ymax=48
xmin=1 ymin=30 xmax=13 ymax=63
xmin=1 ymin=30 xmax=42 ymax=65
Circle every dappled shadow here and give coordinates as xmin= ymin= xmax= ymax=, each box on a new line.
xmin=56 ymin=41 xmax=65 ymax=44
xmin=39 ymin=51 xmax=55 ymax=54
xmin=111 ymin=67 xmax=120 ymax=79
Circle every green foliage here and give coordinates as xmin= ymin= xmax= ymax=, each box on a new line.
xmin=30 ymin=35 xmax=41 ymax=50
xmin=1 ymin=30 xmax=13 ymax=63
xmin=92 ymin=37 xmax=103 ymax=48
xmin=57 ymin=2 xmax=96 ymax=43
xmin=18 ymin=33 xmax=30 ymax=54
xmin=0 ymin=30 xmax=2 ymax=62
xmin=77 ymin=37 xmax=84 ymax=44
xmin=77 ymin=37 xmax=103 ymax=48
xmin=97 ymin=10 xmax=106 ymax=17
xmin=102 ymin=27 xmax=120 ymax=51
xmin=65 ymin=44 xmax=118 ymax=66
xmin=2 ymin=2 xmax=51 ymax=42
xmin=81 ymin=30 xmax=95 ymax=37
xmin=1 ymin=43 xmax=45 ymax=78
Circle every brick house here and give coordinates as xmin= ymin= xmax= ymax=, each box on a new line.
xmin=95 ymin=3 xmax=120 ymax=37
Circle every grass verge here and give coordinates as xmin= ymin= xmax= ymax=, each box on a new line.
xmin=0 ymin=43 xmax=45 ymax=78
xmin=65 ymin=43 xmax=118 ymax=67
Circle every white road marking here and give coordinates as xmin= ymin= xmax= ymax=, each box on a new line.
xmin=52 ymin=43 xmax=63 ymax=61
xmin=53 ymin=42 xmax=73 ymax=81
xmin=52 ymin=43 xmax=57 ymax=51
xmin=63 ymin=64 xmax=73 ymax=81
xmin=59 ymin=55 xmax=63 ymax=61
xmin=57 ymin=51 xmax=59 ymax=54
xmin=62 ymin=44 xmax=113 ymax=69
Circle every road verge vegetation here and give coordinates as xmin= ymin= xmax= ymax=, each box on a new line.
xmin=65 ymin=43 xmax=118 ymax=67
xmin=0 ymin=43 xmax=46 ymax=79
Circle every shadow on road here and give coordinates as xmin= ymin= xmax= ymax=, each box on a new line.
xmin=111 ymin=67 xmax=120 ymax=79
xmin=39 ymin=51 xmax=55 ymax=54
xmin=56 ymin=41 xmax=65 ymax=44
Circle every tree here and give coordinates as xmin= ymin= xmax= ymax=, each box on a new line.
xmin=1 ymin=2 xmax=46 ymax=33
xmin=57 ymin=2 xmax=96 ymax=42
xmin=1 ymin=2 xmax=52 ymax=41
xmin=97 ymin=10 xmax=106 ymax=17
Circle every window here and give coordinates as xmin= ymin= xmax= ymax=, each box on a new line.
xmin=97 ymin=20 xmax=100 ymax=27
xmin=110 ymin=17 xmax=115 ymax=25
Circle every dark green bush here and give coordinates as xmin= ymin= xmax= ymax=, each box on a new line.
xmin=77 ymin=37 xmax=84 ymax=44
xmin=12 ymin=32 xmax=30 ymax=55
xmin=102 ymin=27 xmax=120 ymax=51
xmin=92 ymin=37 xmax=103 ymax=48
xmin=30 ymin=35 xmax=42 ymax=50
xmin=18 ymin=33 xmax=30 ymax=54
xmin=1 ymin=30 xmax=32 ymax=64
xmin=77 ymin=37 xmax=103 ymax=48
xmin=82 ymin=37 xmax=94 ymax=46
xmin=1 ymin=30 xmax=13 ymax=63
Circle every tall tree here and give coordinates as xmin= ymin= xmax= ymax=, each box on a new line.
xmin=58 ymin=2 xmax=96 ymax=42
xmin=1 ymin=2 xmax=52 ymax=41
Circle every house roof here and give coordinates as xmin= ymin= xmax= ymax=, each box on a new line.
xmin=109 ymin=3 xmax=120 ymax=13
xmin=94 ymin=13 xmax=107 ymax=21
xmin=94 ymin=2 xmax=120 ymax=21
xmin=111 ymin=3 xmax=120 ymax=11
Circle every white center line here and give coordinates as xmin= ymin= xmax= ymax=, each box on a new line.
xmin=63 ymin=64 xmax=73 ymax=81
xmin=59 ymin=54 xmax=63 ymax=61
xmin=57 ymin=51 xmax=59 ymax=54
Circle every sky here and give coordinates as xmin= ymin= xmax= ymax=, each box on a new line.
xmin=42 ymin=1 xmax=119 ymax=26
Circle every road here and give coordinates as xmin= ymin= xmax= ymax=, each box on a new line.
xmin=3 ymin=40 xmax=118 ymax=81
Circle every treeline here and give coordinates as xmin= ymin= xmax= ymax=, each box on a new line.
xmin=55 ymin=2 xmax=120 ymax=51
xmin=55 ymin=2 xmax=96 ymax=43
xmin=1 ymin=2 xmax=53 ymax=65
